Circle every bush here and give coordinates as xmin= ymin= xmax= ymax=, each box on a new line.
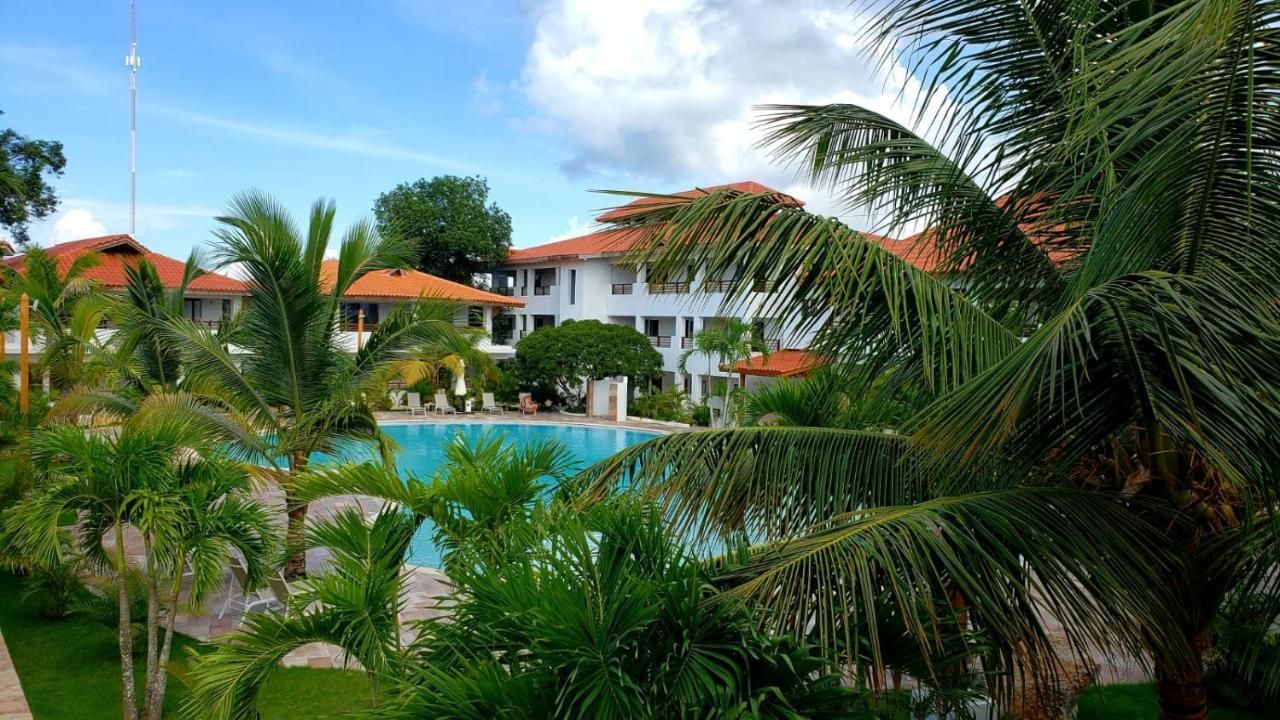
xmin=20 ymin=554 xmax=86 ymax=620
xmin=632 ymin=387 xmax=693 ymax=423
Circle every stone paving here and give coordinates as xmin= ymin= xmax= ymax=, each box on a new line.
xmin=0 ymin=631 xmax=32 ymax=720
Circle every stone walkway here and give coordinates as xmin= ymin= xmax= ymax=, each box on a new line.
xmin=0 ymin=631 xmax=32 ymax=720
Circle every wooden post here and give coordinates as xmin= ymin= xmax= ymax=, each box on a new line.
xmin=356 ymin=307 xmax=365 ymax=350
xmin=19 ymin=292 xmax=29 ymax=415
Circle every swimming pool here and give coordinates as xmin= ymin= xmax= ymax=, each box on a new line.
xmin=315 ymin=421 xmax=659 ymax=567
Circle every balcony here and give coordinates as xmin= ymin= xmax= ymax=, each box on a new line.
xmin=520 ymin=286 xmax=528 ymax=296
xmin=680 ymin=336 xmax=694 ymax=349
xmin=701 ymin=279 xmax=737 ymax=293
xmin=340 ymin=321 xmax=380 ymax=332
xmin=648 ymin=335 xmax=672 ymax=348
xmin=751 ymin=279 xmax=776 ymax=293
xmin=492 ymin=287 xmax=514 ymax=296
xmin=761 ymin=338 xmax=781 ymax=351
xmin=533 ymin=285 xmax=553 ymax=296
xmin=647 ymin=281 xmax=690 ymax=295
xmin=611 ymin=283 xmax=634 ymax=295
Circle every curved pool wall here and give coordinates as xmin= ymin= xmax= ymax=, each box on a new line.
xmin=311 ymin=421 xmax=660 ymax=568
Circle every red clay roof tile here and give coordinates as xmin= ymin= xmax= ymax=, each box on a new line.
xmin=319 ymin=261 xmax=524 ymax=307
xmin=2 ymin=234 xmax=246 ymax=294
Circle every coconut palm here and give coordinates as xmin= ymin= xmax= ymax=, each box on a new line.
xmin=584 ymin=2 xmax=1280 ymax=717
xmin=168 ymin=190 xmax=469 ymax=579
xmin=3 ymin=404 xmax=275 ymax=720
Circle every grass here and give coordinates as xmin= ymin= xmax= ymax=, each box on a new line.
xmin=1077 ymin=683 xmax=1266 ymax=720
xmin=0 ymin=572 xmax=370 ymax=719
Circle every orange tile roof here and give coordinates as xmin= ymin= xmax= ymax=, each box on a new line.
xmin=319 ymin=261 xmax=524 ymax=307
xmin=505 ymin=181 xmax=802 ymax=265
xmin=2 ymin=234 xmax=246 ymax=294
xmin=731 ymin=349 xmax=826 ymax=378
xmin=593 ymin=181 xmax=803 ymax=223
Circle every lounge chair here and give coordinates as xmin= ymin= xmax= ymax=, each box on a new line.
xmin=219 ymin=556 xmax=277 ymax=622
xmin=406 ymin=392 xmax=428 ymax=416
xmin=481 ymin=392 xmax=504 ymax=414
xmin=434 ymin=390 xmax=457 ymax=415
xmin=518 ymin=395 xmax=538 ymax=415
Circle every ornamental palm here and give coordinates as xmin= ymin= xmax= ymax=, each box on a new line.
xmin=169 ymin=191 xmax=468 ymax=579
xmin=0 ymin=245 xmax=112 ymax=390
xmin=676 ymin=318 xmax=767 ymax=426
xmin=585 ymin=2 xmax=1280 ymax=718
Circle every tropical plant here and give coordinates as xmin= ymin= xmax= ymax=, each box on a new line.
xmin=183 ymin=433 xmax=866 ymax=719
xmin=677 ymin=318 xmax=767 ymax=427
xmin=584 ymin=2 xmax=1280 ymax=717
xmin=0 ymin=245 xmax=112 ymax=390
xmin=168 ymin=190 xmax=469 ymax=579
xmin=3 ymin=406 xmax=276 ymax=720
xmin=631 ymin=386 xmax=693 ymax=424
xmin=20 ymin=545 xmax=87 ymax=620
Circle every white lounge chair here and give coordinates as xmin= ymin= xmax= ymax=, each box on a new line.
xmin=407 ymin=392 xmax=428 ymax=416
xmin=481 ymin=392 xmax=503 ymax=414
xmin=434 ymin=390 xmax=457 ymax=415
xmin=219 ymin=556 xmax=277 ymax=622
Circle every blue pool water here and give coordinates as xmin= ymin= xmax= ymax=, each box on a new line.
xmin=315 ymin=422 xmax=658 ymax=567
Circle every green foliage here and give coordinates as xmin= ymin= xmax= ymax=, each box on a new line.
xmin=631 ymin=387 xmax=693 ymax=423
xmin=513 ymin=320 xmax=661 ymax=404
xmin=373 ymin=175 xmax=512 ymax=284
xmin=20 ymin=551 xmax=86 ymax=620
xmin=0 ymin=111 xmax=66 ymax=246
xmin=1208 ymin=588 xmax=1280 ymax=709
xmin=391 ymin=502 xmax=864 ymax=719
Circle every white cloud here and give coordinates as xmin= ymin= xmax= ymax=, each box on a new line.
xmin=518 ymin=0 xmax=938 ymax=230
xmin=56 ymin=198 xmax=221 ymax=238
xmin=0 ymin=44 xmax=114 ymax=95
xmin=49 ymin=209 xmax=107 ymax=243
xmin=471 ymin=72 xmax=504 ymax=115
xmin=152 ymin=105 xmax=478 ymax=172
xmin=546 ymin=214 xmax=595 ymax=243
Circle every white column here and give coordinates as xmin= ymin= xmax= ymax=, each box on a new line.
xmin=482 ymin=305 xmax=493 ymax=332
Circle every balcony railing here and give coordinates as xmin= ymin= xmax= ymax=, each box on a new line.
xmin=680 ymin=336 xmax=694 ymax=349
xmin=751 ymin=279 xmax=776 ymax=292
xmin=701 ymin=279 xmax=737 ymax=293
xmin=611 ymin=283 xmax=634 ymax=295
xmin=761 ymin=338 xmax=781 ymax=351
xmin=492 ymin=286 xmax=514 ymax=296
xmin=341 ymin=321 xmax=380 ymax=332
xmin=648 ymin=335 xmax=672 ymax=348
xmin=647 ymin=281 xmax=690 ymax=295
xmin=520 ymin=286 xmax=528 ymax=296
xmin=533 ymin=285 xmax=553 ymax=296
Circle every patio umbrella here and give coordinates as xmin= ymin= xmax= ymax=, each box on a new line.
xmin=454 ymin=360 xmax=467 ymax=397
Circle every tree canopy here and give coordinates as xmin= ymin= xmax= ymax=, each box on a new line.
xmin=0 ymin=111 xmax=66 ymax=247
xmin=373 ymin=175 xmax=512 ymax=285
xmin=513 ymin=320 xmax=661 ymax=403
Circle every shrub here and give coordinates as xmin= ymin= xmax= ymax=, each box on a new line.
xmin=20 ymin=553 xmax=86 ymax=620
xmin=513 ymin=320 xmax=661 ymax=404
xmin=632 ymin=387 xmax=693 ymax=423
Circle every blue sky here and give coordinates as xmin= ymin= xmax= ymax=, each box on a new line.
xmin=1 ymin=0 xmax=916 ymax=259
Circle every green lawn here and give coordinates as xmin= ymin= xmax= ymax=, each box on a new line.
xmin=1078 ymin=683 xmax=1265 ymax=720
xmin=0 ymin=572 xmax=370 ymax=719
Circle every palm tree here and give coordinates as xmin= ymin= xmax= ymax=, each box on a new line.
xmin=169 ymin=190 xmax=468 ymax=579
xmin=0 ymin=245 xmax=112 ymax=390
xmin=676 ymin=318 xmax=766 ymax=426
xmin=3 ymin=404 xmax=275 ymax=720
xmin=584 ymin=2 xmax=1280 ymax=717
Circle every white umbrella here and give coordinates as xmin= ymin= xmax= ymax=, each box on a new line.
xmin=453 ymin=360 xmax=467 ymax=397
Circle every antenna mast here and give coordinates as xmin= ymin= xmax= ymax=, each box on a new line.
xmin=124 ymin=0 xmax=140 ymax=236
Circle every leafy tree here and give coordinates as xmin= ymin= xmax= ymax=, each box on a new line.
xmin=586 ymin=2 xmax=1280 ymax=717
xmin=513 ymin=320 xmax=661 ymax=404
xmin=0 ymin=112 xmax=66 ymax=246
xmin=373 ymin=175 xmax=512 ymax=285
xmin=169 ymin=190 xmax=469 ymax=580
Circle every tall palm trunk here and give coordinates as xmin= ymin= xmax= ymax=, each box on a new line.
xmin=1155 ymin=623 xmax=1211 ymax=720
xmin=283 ymin=453 xmax=309 ymax=581
xmin=146 ymin=559 xmax=187 ymax=720
xmin=114 ymin=523 xmax=139 ymax=720
xmin=142 ymin=539 xmax=160 ymax=719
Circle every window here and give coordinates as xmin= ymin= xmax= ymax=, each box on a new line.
xmin=468 ymin=306 xmax=484 ymax=327
xmin=569 ymin=269 xmax=577 ymax=305
xmin=645 ymin=318 xmax=661 ymax=337
xmin=521 ymin=314 xmax=527 ymax=331
xmin=682 ymin=375 xmax=691 ymax=394
xmin=221 ymin=299 xmax=232 ymax=319
xmin=184 ymin=298 xmax=202 ymax=321
xmin=684 ymin=318 xmax=694 ymax=337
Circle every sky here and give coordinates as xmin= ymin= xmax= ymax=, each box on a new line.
xmin=0 ymin=0 xmax=927 ymax=260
